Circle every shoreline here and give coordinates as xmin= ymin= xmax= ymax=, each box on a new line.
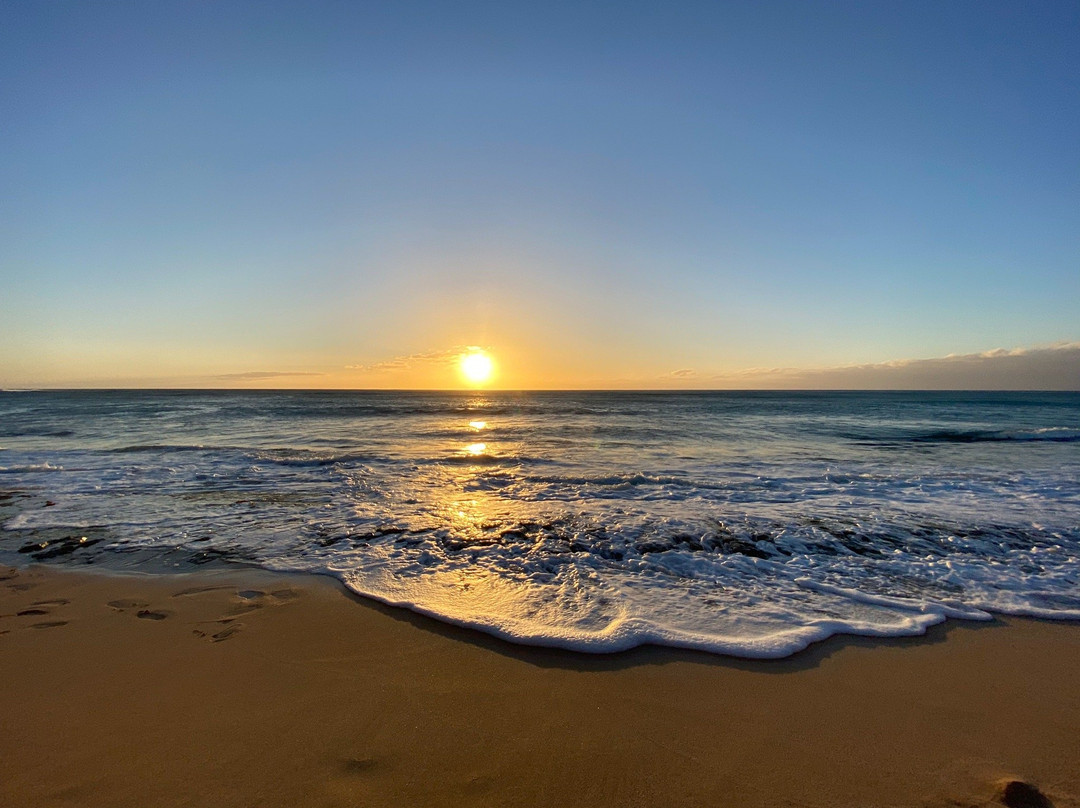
xmin=2 ymin=562 xmax=1079 ymax=807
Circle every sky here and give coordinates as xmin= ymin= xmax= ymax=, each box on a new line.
xmin=1 ymin=1 xmax=1077 ymax=389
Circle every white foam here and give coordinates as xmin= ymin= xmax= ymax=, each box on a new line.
xmin=323 ymin=547 xmax=956 ymax=658
xmin=0 ymin=461 xmax=63 ymax=473
xmin=300 ymin=519 xmax=1074 ymax=657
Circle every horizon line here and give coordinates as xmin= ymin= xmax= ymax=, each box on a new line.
xmin=3 ymin=387 xmax=1079 ymax=394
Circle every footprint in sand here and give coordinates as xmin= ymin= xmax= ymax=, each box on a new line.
xmin=240 ymin=588 xmax=302 ymax=604
xmin=32 ymin=599 xmax=71 ymax=607
xmin=228 ymin=588 xmax=300 ymax=613
xmin=136 ymin=609 xmax=171 ymax=621
xmin=17 ymin=608 xmax=51 ymax=616
xmin=30 ymin=620 xmax=68 ymax=629
xmin=187 ymin=586 xmax=299 ymax=642
xmin=171 ymin=585 xmax=232 ymax=598
xmin=2 ymin=568 xmax=43 ymax=592
xmin=339 ymin=756 xmax=379 ymax=776
xmin=225 ymin=589 xmax=279 ymax=616
xmin=211 ymin=624 xmax=243 ymax=642
xmin=107 ymin=599 xmax=148 ymax=611
xmin=107 ymin=600 xmax=171 ymax=620
xmin=193 ymin=617 xmax=244 ymax=642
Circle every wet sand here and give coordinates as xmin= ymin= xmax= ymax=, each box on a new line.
xmin=1 ymin=562 xmax=1078 ymax=808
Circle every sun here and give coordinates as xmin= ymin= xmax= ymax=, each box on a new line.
xmin=459 ymin=350 xmax=494 ymax=386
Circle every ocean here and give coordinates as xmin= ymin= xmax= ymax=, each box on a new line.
xmin=2 ymin=389 xmax=1078 ymax=657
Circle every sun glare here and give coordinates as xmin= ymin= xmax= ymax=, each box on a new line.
xmin=460 ymin=350 xmax=494 ymax=386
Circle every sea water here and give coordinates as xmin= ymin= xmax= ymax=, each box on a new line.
xmin=2 ymin=390 xmax=1078 ymax=657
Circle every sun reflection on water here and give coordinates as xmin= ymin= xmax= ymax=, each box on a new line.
xmin=465 ymin=442 xmax=487 ymax=455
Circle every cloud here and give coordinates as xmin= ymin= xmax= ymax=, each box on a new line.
xmin=346 ymin=346 xmax=478 ymax=373
xmin=712 ymin=342 xmax=1080 ymax=390
xmin=213 ymin=371 xmax=325 ymax=381
xmin=668 ymin=368 xmax=698 ymax=379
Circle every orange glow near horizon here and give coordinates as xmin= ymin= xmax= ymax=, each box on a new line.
xmin=459 ymin=350 xmax=495 ymax=386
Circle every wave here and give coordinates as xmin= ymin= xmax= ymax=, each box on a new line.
xmin=911 ymin=427 xmax=1080 ymax=443
xmin=0 ymin=428 xmax=75 ymax=438
xmin=108 ymin=444 xmax=215 ymax=453
xmin=318 ymin=514 xmax=1080 ymax=658
xmin=0 ymin=462 xmax=63 ymax=473
xmin=249 ymin=449 xmax=381 ymax=467
xmin=105 ymin=445 xmax=384 ymax=467
xmin=435 ymin=453 xmax=549 ymax=467
xmin=211 ymin=401 xmax=627 ymax=421
xmin=847 ymin=427 xmax=1080 ymax=445
xmin=524 ymin=472 xmax=727 ymax=490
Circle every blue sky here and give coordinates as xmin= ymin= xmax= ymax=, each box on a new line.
xmin=1 ymin=1 xmax=1077 ymax=388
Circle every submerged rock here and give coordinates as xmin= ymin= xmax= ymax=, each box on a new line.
xmin=17 ymin=535 xmax=101 ymax=560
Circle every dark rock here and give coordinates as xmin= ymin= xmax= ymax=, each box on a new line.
xmin=672 ymin=534 xmax=703 ymax=551
xmin=713 ymin=538 xmax=771 ymax=559
xmin=188 ymin=547 xmax=238 ymax=565
xmin=594 ymin=544 xmax=624 ymax=561
xmin=635 ymin=540 xmax=673 ymax=555
xmin=18 ymin=536 xmax=101 ymax=559
xmin=1000 ymin=780 xmax=1053 ymax=808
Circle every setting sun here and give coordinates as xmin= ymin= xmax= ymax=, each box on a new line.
xmin=459 ymin=350 xmax=494 ymax=386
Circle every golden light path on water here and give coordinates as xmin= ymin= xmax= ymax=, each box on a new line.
xmin=400 ymin=411 xmax=527 ymax=623
xmin=371 ymin=408 xmax=629 ymax=644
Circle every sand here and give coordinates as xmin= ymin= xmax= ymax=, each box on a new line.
xmin=1 ymin=562 xmax=1078 ymax=808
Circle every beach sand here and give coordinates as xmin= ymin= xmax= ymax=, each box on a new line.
xmin=1 ymin=562 xmax=1077 ymax=808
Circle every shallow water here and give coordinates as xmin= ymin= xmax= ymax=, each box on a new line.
xmin=2 ymin=390 xmax=1078 ymax=657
